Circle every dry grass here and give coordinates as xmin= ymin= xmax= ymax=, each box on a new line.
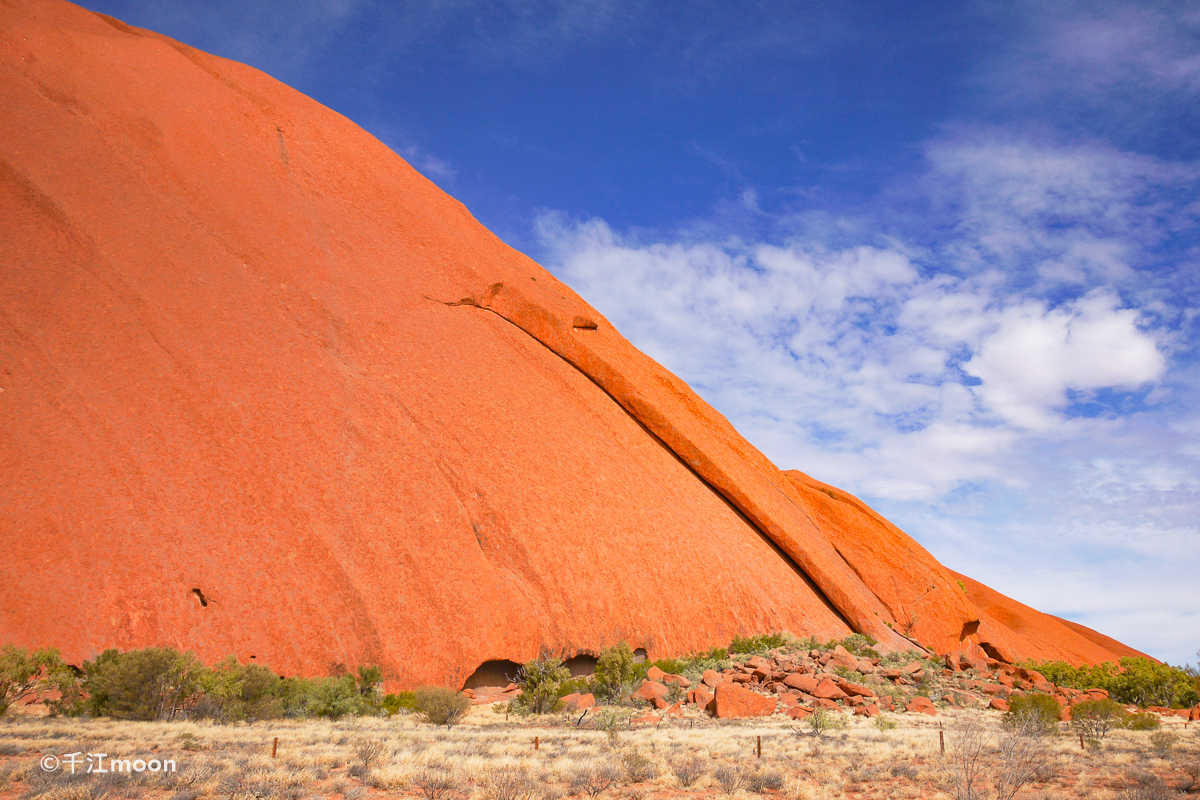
xmin=0 ymin=705 xmax=1196 ymax=800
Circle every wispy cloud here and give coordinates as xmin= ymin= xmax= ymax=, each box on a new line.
xmin=988 ymin=0 xmax=1200 ymax=98
xmin=101 ymin=0 xmax=643 ymax=80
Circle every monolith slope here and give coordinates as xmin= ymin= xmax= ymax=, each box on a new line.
xmin=0 ymin=0 xmax=1147 ymax=688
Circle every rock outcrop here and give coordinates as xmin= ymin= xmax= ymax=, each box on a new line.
xmin=0 ymin=0 xmax=1148 ymax=688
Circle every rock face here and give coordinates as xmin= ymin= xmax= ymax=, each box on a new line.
xmin=0 ymin=0 xmax=1149 ymax=688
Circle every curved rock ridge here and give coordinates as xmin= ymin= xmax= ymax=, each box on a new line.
xmin=949 ymin=572 xmax=1151 ymax=665
xmin=782 ymin=472 xmax=1152 ymax=664
xmin=0 ymin=0 xmax=1144 ymax=687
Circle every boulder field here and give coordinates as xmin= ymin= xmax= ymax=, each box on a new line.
xmin=0 ymin=0 xmax=1149 ymax=689
xmin=607 ymin=646 xmax=1200 ymax=724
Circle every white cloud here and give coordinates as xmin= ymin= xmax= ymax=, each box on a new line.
xmin=923 ymin=132 xmax=1193 ymax=286
xmin=964 ymin=292 xmax=1165 ymax=430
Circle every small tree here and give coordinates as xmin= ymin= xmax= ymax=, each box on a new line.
xmin=1070 ymin=698 xmax=1127 ymax=744
xmin=194 ymin=656 xmax=282 ymax=721
xmin=514 ymin=654 xmax=569 ymax=714
xmin=941 ymin=718 xmax=988 ymax=800
xmin=356 ymin=665 xmax=383 ymax=712
xmin=594 ymin=642 xmax=636 ymax=701
xmin=307 ymin=675 xmax=367 ymax=719
xmin=994 ymin=714 xmax=1050 ymax=800
xmin=0 ymin=646 xmax=74 ymax=716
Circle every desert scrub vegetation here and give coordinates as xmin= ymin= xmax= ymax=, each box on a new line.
xmin=411 ymin=686 xmax=471 ymax=729
xmin=0 ymin=644 xmax=386 ymax=722
xmin=0 ymin=645 xmax=83 ymax=717
xmin=1070 ymin=697 xmax=1129 ymax=743
xmin=1021 ymin=656 xmax=1199 ymax=709
xmin=0 ymin=706 xmax=1197 ymax=799
xmin=1003 ymin=694 xmax=1063 ymax=735
xmin=513 ymin=655 xmax=571 ymax=714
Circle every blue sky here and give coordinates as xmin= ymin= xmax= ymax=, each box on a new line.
xmin=78 ymin=0 xmax=1199 ymax=666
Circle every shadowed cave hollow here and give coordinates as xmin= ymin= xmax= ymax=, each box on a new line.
xmin=565 ymin=654 xmax=597 ymax=677
xmin=461 ymin=660 xmax=522 ymax=690
xmin=462 ymin=652 xmax=624 ymax=690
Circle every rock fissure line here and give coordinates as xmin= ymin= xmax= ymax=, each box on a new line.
xmin=443 ymin=296 xmax=858 ymax=635
xmin=439 ymin=283 xmax=920 ymax=651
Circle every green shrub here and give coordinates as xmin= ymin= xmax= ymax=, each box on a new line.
xmin=306 ymin=675 xmax=366 ymax=719
xmin=594 ymin=643 xmax=637 ymax=700
xmin=1125 ymin=712 xmax=1160 ymax=731
xmin=413 ymin=686 xmax=470 ymax=728
xmin=355 ymin=665 xmax=384 ymax=712
xmin=275 ymin=674 xmax=366 ymax=719
xmin=194 ymin=656 xmax=282 ymax=721
xmin=1111 ymin=658 xmax=1198 ymax=708
xmin=515 ymin=655 xmax=569 ymax=714
xmin=808 ymin=708 xmax=847 ymax=736
xmin=729 ymin=633 xmax=791 ymax=654
xmin=0 ymin=645 xmax=78 ymax=717
xmin=1004 ymin=694 xmax=1061 ymax=735
xmin=554 ymin=676 xmax=593 ymax=699
xmin=1070 ymin=698 xmax=1127 ymax=742
xmin=83 ymin=647 xmax=203 ymax=720
xmin=1020 ymin=658 xmax=1198 ymax=709
xmin=838 ymin=634 xmax=879 ymax=657
xmin=382 ymin=691 xmax=418 ymax=716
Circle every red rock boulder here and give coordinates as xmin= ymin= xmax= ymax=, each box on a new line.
xmin=632 ymin=680 xmax=668 ymax=704
xmin=905 ymin=696 xmax=938 ymax=716
xmin=711 ymin=682 xmax=777 ymax=719
xmin=560 ymin=692 xmax=596 ymax=711
xmin=784 ymin=673 xmax=820 ymax=693
xmin=813 ymin=678 xmax=849 ymax=700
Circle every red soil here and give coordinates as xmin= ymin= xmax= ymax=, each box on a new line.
xmin=0 ymin=0 xmax=1146 ymax=688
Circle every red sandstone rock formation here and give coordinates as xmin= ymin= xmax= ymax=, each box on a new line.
xmin=0 ymin=0 xmax=1148 ymax=688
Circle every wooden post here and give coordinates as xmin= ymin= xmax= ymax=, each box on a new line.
xmin=272 ymin=737 xmax=278 ymax=758
xmin=939 ymin=729 xmax=945 ymax=754
xmin=1079 ymin=734 xmax=1085 ymax=750
xmin=534 ymin=736 xmax=540 ymax=751
xmin=757 ymin=735 xmax=762 ymax=758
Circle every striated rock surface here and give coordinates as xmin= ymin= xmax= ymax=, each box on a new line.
xmin=0 ymin=0 xmax=1148 ymax=688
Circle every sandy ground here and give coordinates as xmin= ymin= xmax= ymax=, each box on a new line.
xmin=0 ymin=704 xmax=1197 ymax=800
